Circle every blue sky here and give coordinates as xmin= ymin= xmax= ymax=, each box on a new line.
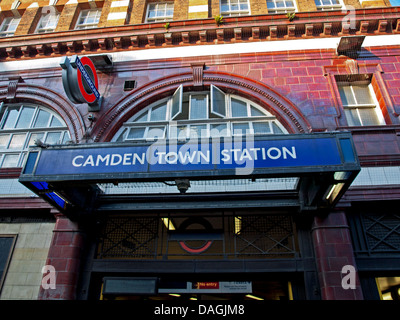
xmin=390 ymin=0 xmax=400 ymax=5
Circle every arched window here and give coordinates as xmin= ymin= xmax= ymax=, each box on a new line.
xmin=113 ymin=85 xmax=287 ymax=142
xmin=0 ymin=104 xmax=70 ymax=168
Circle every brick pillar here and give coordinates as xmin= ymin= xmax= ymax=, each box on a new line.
xmin=38 ymin=214 xmax=85 ymax=300
xmin=312 ymin=210 xmax=364 ymax=300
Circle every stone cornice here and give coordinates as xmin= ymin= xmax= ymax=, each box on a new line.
xmin=0 ymin=7 xmax=399 ymax=61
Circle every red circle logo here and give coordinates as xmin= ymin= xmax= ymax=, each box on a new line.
xmin=175 ymin=218 xmax=216 ymax=254
xmin=76 ymin=56 xmax=99 ymax=104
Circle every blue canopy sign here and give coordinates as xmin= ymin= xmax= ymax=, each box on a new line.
xmin=19 ymin=133 xmax=360 ymax=213
xmin=21 ymin=133 xmax=359 ymax=181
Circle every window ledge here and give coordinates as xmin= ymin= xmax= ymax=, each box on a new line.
xmin=336 ymin=124 xmax=400 ymax=134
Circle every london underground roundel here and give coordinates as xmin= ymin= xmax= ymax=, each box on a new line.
xmin=176 ymin=218 xmax=216 ymax=254
xmin=60 ymin=55 xmax=101 ymax=108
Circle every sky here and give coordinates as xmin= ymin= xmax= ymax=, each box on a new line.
xmin=390 ymin=0 xmax=400 ymax=5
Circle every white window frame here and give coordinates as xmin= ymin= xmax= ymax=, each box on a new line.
xmin=145 ymin=2 xmax=174 ymax=23
xmin=0 ymin=17 xmax=21 ymax=37
xmin=220 ymin=0 xmax=251 ymax=17
xmin=314 ymin=0 xmax=343 ymax=11
xmin=266 ymin=0 xmax=297 ymax=13
xmin=113 ymin=86 xmax=288 ymax=142
xmin=75 ymin=9 xmax=101 ymax=30
xmin=35 ymin=11 xmax=60 ymax=33
xmin=338 ymin=83 xmax=385 ymax=127
xmin=0 ymin=104 xmax=70 ymax=168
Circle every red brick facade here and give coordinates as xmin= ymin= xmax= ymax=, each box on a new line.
xmin=0 ymin=2 xmax=399 ymax=301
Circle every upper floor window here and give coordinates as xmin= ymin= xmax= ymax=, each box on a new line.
xmin=113 ymin=85 xmax=287 ymax=142
xmin=267 ymin=0 xmax=296 ymax=13
xmin=220 ymin=0 xmax=250 ymax=16
xmin=314 ymin=0 xmax=342 ymax=10
xmin=337 ymin=81 xmax=385 ymax=126
xmin=146 ymin=2 xmax=174 ymax=23
xmin=75 ymin=9 xmax=101 ymax=30
xmin=36 ymin=12 xmax=60 ymax=33
xmin=0 ymin=104 xmax=71 ymax=168
xmin=0 ymin=17 xmax=20 ymax=37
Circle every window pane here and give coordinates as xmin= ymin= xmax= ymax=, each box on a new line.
xmin=28 ymin=132 xmax=45 ymax=146
xmin=50 ymin=116 xmax=64 ymax=127
xmin=272 ymin=122 xmax=284 ymax=134
xmin=0 ymin=134 xmax=9 ymax=149
xmin=359 ymin=108 xmax=380 ymax=126
xmin=344 ymin=109 xmax=361 ymax=126
xmin=171 ymin=85 xmax=183 ymax=120
xmin=250 ymin=106 xmax=265 ymax=117
xmin=169 ymin=125 xmax=187 ymax=139
xmin=190 ymin=95 xmax=208 ymax=120
xmin=2 ymin=154 xmax=19 ymax=168
xmin=34 ymin=110 xmax=51 ymax=128
xmin=147 ymin=127 xmax=165 ymax=139
xmin=353 ymin=85 xmax=375 ymax=105
xmin=45 ymin=132 xmax=61 ymax=144
xmin=135 ymin=111 xmax=148 ymax=122
xmin=150 ymin=104 xmax=167 ymax=121
xmin=339 ymin=86 xmax=356 ymax=106
xmin=231 ymin=98 xmax=248 ymax=117
xmin=277 ymin=1 xmax=285 ymax=7
xmin=8 ymin=134 xmax=26 ymax=149
xmin=211 ymin=85 xmax=226 ymax=117
xmin=16 ymin=107 xmax=35 ymax=128
xmin=127 ymin=127 xmax=146 ymax=139
xmin=189 ymin=124 xmax=207 ymax=138
xmin=62 ymin=132 xmax=71 ymax=144
xmin=0 ymin=237 xmax=15 ymax=288
xmin=232 ymin=122 xmax=249 ymax=135
xmin=253 ymin=122 xmax=271 ymax=134
xmin=2 ymin=107 xmax=20 ymax=129
xmin=210 ymin=123 xmax=228 ymax=137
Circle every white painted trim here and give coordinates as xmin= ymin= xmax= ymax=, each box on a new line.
xmin=0 ymin=34 xmax=399 ymax=72
xmin=107 ymin=11 xmax=127 ymax=20
xmin=111 ymin=0 xmax=130 ymax=8
xmin=188 ymin=5 xmax=209 ymax=13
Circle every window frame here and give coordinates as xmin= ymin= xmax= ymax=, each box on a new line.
xmin=113 ymin=86 xmax=288 ymax=142
xmin=337 ymin=81 xmax=385 ymax=127
xmin=0 ymin=104 xmax=70 ymax=168
xmin=145 ymin=2 xmax=174 ymax=23
xmin=266 ymin=0 xmax=297 ymax=14
xmin=220 ymin=0 xmax=251 ymax=17
xmin=0 ymin=235 xmax=17 ymax=294
xmin=35 ymin=11 xmax=60 ymax=34
xmin=0 ymin=17 xmax=21 ymax=37
xmin=314 ymin=0 xmax=343 ymax=11
xmin=75 ymin=9 xmax=102 ymax=30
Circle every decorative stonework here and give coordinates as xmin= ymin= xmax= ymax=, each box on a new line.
xmin=0 ymin=8 xmax=398 ymax=61
xmin=93 ymin=72 xmax=310 ymax=142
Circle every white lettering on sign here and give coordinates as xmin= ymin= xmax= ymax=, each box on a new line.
xmin=221 ymin=146 xmax=296 ymax=163
xmin=71 ymin=146 xmax=296 ymax=168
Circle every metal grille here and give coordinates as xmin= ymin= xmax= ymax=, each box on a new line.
xmin=98 ymin=216 xmax=159 ymax=259
xmin=362 ymin=214 xmax=400 ymax=253
xmin=97 ymin=213 xmax=297 ymax=259
xmin=235 ymin=215 xmax=296 ymax=257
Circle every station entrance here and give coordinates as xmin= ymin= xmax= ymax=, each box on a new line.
xmin=85 ymin=209 xmax=313 ymax=300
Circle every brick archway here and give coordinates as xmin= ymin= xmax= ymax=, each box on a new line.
xmin=0 ymin=83 xmax=86 ymax=143
xmin=92 ymin=71 xmax=311 ymax=142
